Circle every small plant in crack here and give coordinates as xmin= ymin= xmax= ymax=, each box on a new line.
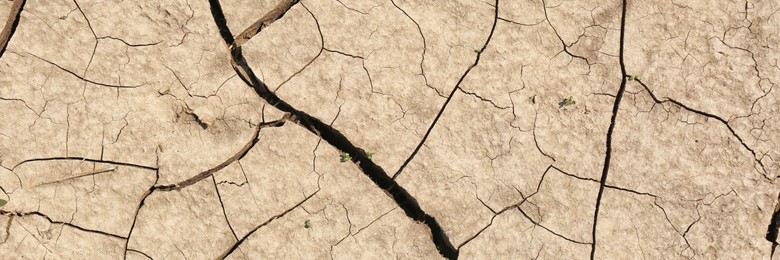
xmin=339 ymin=152 xmax=352 ymax=163
xmin=366 ymin=151 xmax=375 ymax=160
xmin=559 ymin=96 xmax=576 ymax=108
xmin=627 ymin=75 xmax=641 ymax=81
xmin=304 ymin=219 xmax=313 ymax=229
xmin=474 ymin=48 xmax=483 ymax=54
xmin=0 ymin=198 xmax=7 ymax=207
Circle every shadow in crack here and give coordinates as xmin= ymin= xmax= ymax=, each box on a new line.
xmin=207 ymin=0 xmax=458 ymax=258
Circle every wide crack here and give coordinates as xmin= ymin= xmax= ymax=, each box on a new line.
xmin=0 ymin=0 xmax=26 ymax=60
xmin=3 ymin=0 xmax=770 ymax=257
xmin=206 ymin=0 xmax=458 ymax=258
xmin=767 ymin=191 xmax=780 ymax=257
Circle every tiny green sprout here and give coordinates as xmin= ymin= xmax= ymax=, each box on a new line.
xmin=304 ymin=219 xmax=312 ymax=229
xmin=339 ymin=152 xmax=351 ymax=163
xmin=366 ymin=151 xmax=375 ymax=160
xmin=474 ymin=48 xmax=483 ymax=54
xmin=0 ymin=198 xmax=6 ymax=207
xmin=528 ymin=95 xmax=536 ymax=104
xmin=559 ymin=96 xmax=576 ymax=108
xmin=565 ymin=96 xmax=576 ymax=105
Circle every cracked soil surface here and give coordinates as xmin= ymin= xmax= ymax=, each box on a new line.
xmin=1 ymin=0 xmax=779 ymax=259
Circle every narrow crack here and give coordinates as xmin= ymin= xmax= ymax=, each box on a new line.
xmin=322 ymin=47 xmax=364 ymax=59
xmin=65 ymin=106 xmax=71 ymax=156
xmin=553 ymin=165 xmax=658 ymax=198
xmin=330 ymin=206 xmax=396 ymax=257
xmin=72 ymin=0 xmax=98 ymax=77
xmin=12 ymin=157 xmax=157 ymax=171
xmin=216 ymin=180 xmax=247 ymax=187
xmin=541 ymin=0 xmax=592 ymax=74
xmin=531 ymin=109 xmax=556 ymax=162
xmin=389 ymin=0 xmax=446 ymax=98
xmin=590 ymin=0 xmax=628 ymax=259
xmin=507 ymin=89 xmax=555 ymax=162
xmin=207 ymin=0 xmax=462 ymax=257
xmin=0 ymin=209 xmax=127 ymax=240
xmin=0 ymin=0 xmax=26 ymax=61
xmin=497 ymin=17 xmax=546 ymax=27
xmin=517 ymin=206 xmax=591 ymax=245
xmin=352 ymin=207 xmax=396 ymax=237
xmin=458 ymin=88 xmax=511 ymax=110
xmin=212 ymin=175 xmax=238 ymax=241
xmin=155 ymin=118 xmax=287 ymax=191
xmin=458 ymin=164 xmax=597 ymax=250
xmin=655 ymin=191 xmax=739 ymax=257
xmin=0 ymin=96 xmax=38 ymax=115
xmin=232 ymin=0 xmax=300 ymax=47
xmin=25 ymin=52 xmax=145 ymax=89
xmin=458 ymin=165 xmax=552 ymax=250
xmin=634 ymin=80 xmax=768 ymax=177
xmin=330 ymin=203 xmax=355 ymax=253
xmin=32 ymin=167 xmax=116 ymax=188
xmin=335 ymin=0 xmax=367 ymax=15
xmin=393 ymin=0 xmax=500 ymax=181
xmin=124 ymin=155 xmax=160 ymax=260
xmin=96 ymin=36 xmax=162 ymax=47
xmin=126 ymin=249 xmax=153 ymax=260
xmin=272 ymin=2 xmax=323 ymax=93
xmin=219 ymin=188 xmax=320 ymax=258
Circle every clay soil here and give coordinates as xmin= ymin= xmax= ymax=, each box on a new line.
xmin=1 ymin=0 xmax=779 ymax=259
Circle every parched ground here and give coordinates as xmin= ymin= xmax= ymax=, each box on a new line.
xmin=0 ymin=0 xmax=779 ymax=259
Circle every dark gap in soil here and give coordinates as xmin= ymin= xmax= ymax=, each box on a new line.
xmin=207 ymin=0 xmax=457 ymax=258
xmin=0 ymin=0 xmax=27 ymax=61
xmin=590 ymin=0 xmax=628 ymax=259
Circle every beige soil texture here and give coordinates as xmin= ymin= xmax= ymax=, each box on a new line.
xmin=0 ymin=0 xmax=779 ymax=259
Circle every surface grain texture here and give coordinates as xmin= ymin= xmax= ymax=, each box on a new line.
xmin=0 ymin=0 xmax=778 ymax=259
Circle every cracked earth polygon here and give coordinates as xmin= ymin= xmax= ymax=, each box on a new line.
xmin=1 ymin=0 xmax=779 ymax=259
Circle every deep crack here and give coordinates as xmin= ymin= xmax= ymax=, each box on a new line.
xmin=0 ymin=0 xmax=26 ymax=61
xmin=207 ymin=0 xmax=460 ymax=257
xmin=590 ymin=0 xmax=628 ymax=258
xmin=767 ymin=191 xmax=780 ymax=257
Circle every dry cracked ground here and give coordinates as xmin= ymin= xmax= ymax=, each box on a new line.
xmin=0 ymin=0 xmax=779 ymax=259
